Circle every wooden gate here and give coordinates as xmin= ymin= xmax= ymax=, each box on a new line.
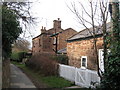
xmin=59 ymin=64 xmax=100 ymax=88
xmin=75 ymin=68 xmax=100 ymax=88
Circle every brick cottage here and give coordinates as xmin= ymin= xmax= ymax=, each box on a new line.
xmin=67 ymin=24 xmax=111 ymax=71
xmin=32 ymin=18 xmax=77 ymax=55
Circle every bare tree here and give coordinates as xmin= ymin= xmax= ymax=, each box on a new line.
xmin=67 ymin=0 xmax=110 ymax=79
xmin=12 ymin=38 xmax=30 ymax=52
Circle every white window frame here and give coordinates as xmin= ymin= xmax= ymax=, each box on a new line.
xmin=53 ymin=37 xmax=56 ymax=44
xmin=81 ymin=56 xmax=87 ymax=69
xmin=99 ymin=49 xmax=104 ymax=73
xmin=99 ymin=49 xmax=110 ymax=73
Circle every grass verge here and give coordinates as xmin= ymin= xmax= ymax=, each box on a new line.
xmin=11 ymin=61 xmax=74 ymax=88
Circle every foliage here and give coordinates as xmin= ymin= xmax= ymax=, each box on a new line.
xmin=10 ymin=52 xmax=19 ymax=61
xmin=2 ymin=6 xmax=22 ymax=58
xmin=101 ymin=2 xmax=120 ymax=89
xmin=2 ymin=1 xmax=35 ymax=58
xmin=2 ymin=1 xmax=35 ymax=24
xmin=10 ymin=51 xmax=26 ymax=62
xmin=2 ymin=1 xmax=36 ymax=38
xmin=101 ymin=42 xmax=120 ymax=88
xmin=52 ymin=55 xmax=68 ymax=65
xmin=25 ymin=53 xmax=58 ymax=76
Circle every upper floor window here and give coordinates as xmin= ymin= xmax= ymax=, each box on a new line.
xmin=81 ymin=56 xmax=87 ymax=69
xmin=53 ymin=37 xmax=56 ymax=44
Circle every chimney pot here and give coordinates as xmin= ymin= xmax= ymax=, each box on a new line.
xmin=44 ymin=27 xmax=46 ymax=30
xmin=42 ymin=26 xmax=43 ymax=29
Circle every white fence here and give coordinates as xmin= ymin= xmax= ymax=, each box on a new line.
xmin=59 ymin=64 xmax=76 ymax=82
xmin=59 ymin=64 xmax=100 ymax=88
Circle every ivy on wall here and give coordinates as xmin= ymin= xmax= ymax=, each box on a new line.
xmin=101 ymin=2 xmax=120 ymax=89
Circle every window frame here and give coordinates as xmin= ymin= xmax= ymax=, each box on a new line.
xmin=53 ymin=37 xmax=56 ymax=44
xmin=81 ymin=56 xmax=87 ymax=69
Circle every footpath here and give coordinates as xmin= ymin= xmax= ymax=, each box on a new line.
xmin=10 ymin=64 xmax=81 ymax=89
xmin=10 ymin=64 xmax=36 ymax=88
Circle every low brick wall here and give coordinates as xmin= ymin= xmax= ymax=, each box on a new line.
xmin=2 ymin=59 xmax=10 ymax=88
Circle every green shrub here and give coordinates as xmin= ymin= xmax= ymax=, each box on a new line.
xmin=52 ymin=55 xmax=68 ymax=65
xmin=10 ymin=51 xmax=26 ymax=62
xmin=10 ymin=52 xmax=19 ymax=61
xmin=101 ymin=3 xmax=120 ymax=89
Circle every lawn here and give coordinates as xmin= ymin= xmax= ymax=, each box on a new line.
xmin=11 ymin=61 xmax=74 ymax=88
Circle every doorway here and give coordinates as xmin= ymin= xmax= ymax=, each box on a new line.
xmin=99 ymin=49 xmax=104 ymax=73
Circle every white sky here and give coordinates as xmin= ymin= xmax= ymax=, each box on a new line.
xmin=19 ymin=0 xmax=119 ymax=48
xmin=20 ymin=0 xmax=85 ymax=48
xmin=29 ymin=0 xmax=85 ymax=37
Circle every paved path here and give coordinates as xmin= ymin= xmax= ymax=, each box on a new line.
xmin=10 ymin=64 xmax=36 ymax=88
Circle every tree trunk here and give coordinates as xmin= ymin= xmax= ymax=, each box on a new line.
xmin=93 ymin=37 xmax=102 ymax=79
xmin=103 ymin=21 xmax=107 ymax=74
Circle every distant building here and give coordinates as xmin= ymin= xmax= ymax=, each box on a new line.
xmin=32 ymin=18 xmax=77 ymax=55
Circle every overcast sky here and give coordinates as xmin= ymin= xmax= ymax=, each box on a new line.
xmin=20 ymin=0 xmax=86 ymax=48
xmin=29 ymin=0 xmax=85 ymax=36
xmin=19 ymin=0 xmax=119 ymax=48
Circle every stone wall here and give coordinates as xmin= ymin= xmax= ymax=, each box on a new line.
xmin=67 ymin=37 xmax=103 ymax=70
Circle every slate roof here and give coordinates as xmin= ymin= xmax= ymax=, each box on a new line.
xmin=67 ymin=22 xmax=111 ymax=41
xmin=32 ymin=28 xmax=76 ymax=39
xmin=50 ymin=28 xmax=77 ymax=37
xmin=58 ymin=48 xmax=67 ymax=54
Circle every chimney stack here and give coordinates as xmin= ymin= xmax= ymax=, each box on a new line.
xmin=53 ymin=18 xmax=61 ymax=30
xmin=41 ymin=26 xmax=46 ymax=34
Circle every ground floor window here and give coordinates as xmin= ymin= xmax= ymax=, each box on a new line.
xmin=81 ymin=56 xmax=87 ymax=69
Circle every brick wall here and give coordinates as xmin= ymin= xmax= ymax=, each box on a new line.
xmin=58 ymin=28 xmax=77 ymax=50
xmin=32 ymin=19 xmax=77 ymax=55
xmin=32 ymin=34 xmax=54 ymax=54
xmin=42 ymin=34 xmax=53 ymax=52
xmin=67 ymin=37 xmax=103 ymax=70
xmin=32 ymin=37 xmax=41 ymax=55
